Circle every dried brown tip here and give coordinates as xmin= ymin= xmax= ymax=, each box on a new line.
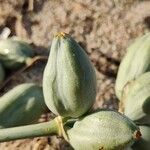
xmin=133 ymin=130 xmax=142 ymax=140
xmin=55 ymin=32 xmax=68 ymax=38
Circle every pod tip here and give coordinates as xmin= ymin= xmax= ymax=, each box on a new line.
xmin=133 ymin=130 xmax=142 ymax=140
xmin=54 ymin=32 xmax=68 ymax=38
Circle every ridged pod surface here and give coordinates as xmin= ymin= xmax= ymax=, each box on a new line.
xmin=115 ymin=33 xmax=150 ymax=99
xmin=132 ymin=126 xmax=150 ymax=150
xmin=67 ymin=110 xmax=140 ymax=150
xmin=43 ymin=32 xmax=96 ymax=118
xmin=123 ymin=72 xmax=150 ymax=124
xmin=0 ymin=63 xmax=5 ymax=84
xmin=0 ymin=39 xmax=34 ymax=69
xmin=0 ymin=83 xmax=48 ymax=128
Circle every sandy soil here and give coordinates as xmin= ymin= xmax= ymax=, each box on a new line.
xmin=0 ymin=0 xmax=149 ymax=149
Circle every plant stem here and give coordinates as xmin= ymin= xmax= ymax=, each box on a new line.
xmin=25 ymin=55 xmax=48 ymax=67
xmin=0 ymin=119 xmax=59 ymax=142
xmin=0 ymin=55 xmax=48 ymax=91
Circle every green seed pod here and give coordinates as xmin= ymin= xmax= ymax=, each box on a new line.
xmin=0 ymin=83 xmax=48 ymax=128
xmin=67 ymin=110 xmax=140 ymax=150
xmin=132 ymin=126 xmax=150 ymax=150
xmin=123 ymin=72 xmax=150 ymax=124
xmin=0 ymin=39 xmax=34 ymax=69
xmin=0 ymin=63 xmax=5 ymax=84
xmin=115 ymin=33 xmax=150 ymax=99
xmin=43 ymin=32 xmax=96 ymax=118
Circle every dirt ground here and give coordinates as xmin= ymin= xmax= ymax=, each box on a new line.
xmin=0 ymin=0 xmax=150 ymax=149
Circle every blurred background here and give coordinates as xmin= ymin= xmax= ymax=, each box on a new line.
xmin=0 ymin=0 xmax=150 ymax=149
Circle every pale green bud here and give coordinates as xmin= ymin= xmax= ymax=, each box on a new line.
xmin=0 ymin=83 xmax=48 ymax=128
xmin=67 ymin=110 xmax=140 ymax=150
xmin=43 ymin=32 xmax=96 ymax=118
xmin=0 ymin=39 xmax=34 ymax=69
xmin=123 ymin=72 xmax=150 ymax=124
xmin=115 ymin=33 xmax=150 ymax=99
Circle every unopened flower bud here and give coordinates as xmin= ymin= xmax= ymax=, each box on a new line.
xmin=67 ymin=110 xmax=140 ymax=150
xmin=43 ymin=32 xmax=96 ymax=118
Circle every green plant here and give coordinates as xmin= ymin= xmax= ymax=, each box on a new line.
xmin=0 ymin=32 xmax=145 ymax=150
xmin=0 ymin=110 xmax=140 ymax=150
